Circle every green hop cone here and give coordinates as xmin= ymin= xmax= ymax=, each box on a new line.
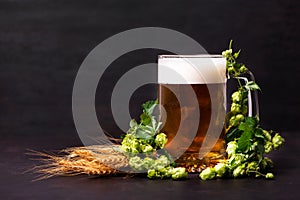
xmin=147 ymin=169 xmax=156 ymax=179
xmin=264 ymin=141 xmax=273 ymax=154
xmin=229 ymin=116 xmax=237 ymax=127
xmin=154 ymin=155 xmax=170 ymax=169
xmin=227 ymin=66 xmax=235 ymax=73
xmin=226 ymin=141 xmax=237 ymax=158
xmin=147 ymin=166 xmax=173 ymax=179
xmin=156 ymin=166 xmax=172 ymax=178
xmin=164 ymin=166 xmax=174 ymax=178
xmin=262 ymin=130 xmax=272 ymax=141
xmin=199 ymin=167 xmax=216 ymax=180
xmin=130 ymin=139 xmax=140 ymax=153
xmin=222 ymin=49 xmax=232 ymax=57
xmin=120 ymin=144 xmax=130 ymax=153
xmin=120 ymin=134 xmax=132 ymax=152
xmin=214 ymin=163 xmax=227 ymax=178
xmin=229 ymin=154 xmax=246 ymax=169
xmin=121 ymin=135 xmax=140 ymax=153
xmin=129 ymin=156 xmax=144 ymax=171
xmin=141 ymin=144 xmax=153 ymax=153
xmin=239 ymin=65 xmax=247 ymax=73
xmin=231 ymin=91 xmax=243 ymax=102
xmin=272 ymin=133 xmax=285 ymax=150
xmin=233 ymin=164 xmax=246 ymax=178
xmin=143 ymin=157 xmax=155 ymax=170
xmin=235 ymin=114 xmax=245 ymax=122
xmin=265 ymin=173 xmax=275 ymax=179
xmin=155 ymin=133 xmax=168 ymax=149
xmin=247 ymin=161 xmax=259 ymax=171
xmin=171 ymin=167 xmax=188 ymax=180
xmin=230 ymin=114 xmax=245 ymax=127
xmin=231 ymin=103 xmax=241 ymax=114
xmin=147 ymin=166 xmax=186 ymax=180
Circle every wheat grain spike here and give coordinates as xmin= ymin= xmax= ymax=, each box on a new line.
xmin=27 ymin=144 xmax=129 ymax=180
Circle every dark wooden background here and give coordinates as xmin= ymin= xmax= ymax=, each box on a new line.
xmin=0 ymin=0 xmax=299 ymax=140
xmin=0 ymin=1 xmax=299 ymax=199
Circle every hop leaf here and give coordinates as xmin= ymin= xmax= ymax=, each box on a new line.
xmin=245 ymin=81 xmax=261 ymax=91
xmin=142 ymin=99 xmax=158 ymax=115
xmin=237 ymin=130 xmax=253 ymax=153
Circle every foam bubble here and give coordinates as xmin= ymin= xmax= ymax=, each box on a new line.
xmin=158 ymin=55 xmax=226 ymax=84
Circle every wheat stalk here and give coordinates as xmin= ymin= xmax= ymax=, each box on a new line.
xmin=27 ymin=145 xmax=129 ymax=180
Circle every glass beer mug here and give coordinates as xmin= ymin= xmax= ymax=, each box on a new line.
xmin=158 ymin=55 xmax=258 ymax=172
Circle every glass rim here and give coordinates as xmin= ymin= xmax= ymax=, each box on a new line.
xmin=158 ymin=54 xmax=223 ymax=59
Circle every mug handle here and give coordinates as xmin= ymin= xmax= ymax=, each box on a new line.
xmin=235 ymin=70 xmax=259 ymax=118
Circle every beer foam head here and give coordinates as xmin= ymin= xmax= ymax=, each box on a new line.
xmin=158 ymin=55 xmax=226 ymax=84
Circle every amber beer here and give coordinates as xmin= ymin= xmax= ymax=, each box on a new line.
xmin=158 ymin=55 xmax=227 ymax=172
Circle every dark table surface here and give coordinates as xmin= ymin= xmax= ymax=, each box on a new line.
xmin=0 ymin=131 xmax=299 ymax=200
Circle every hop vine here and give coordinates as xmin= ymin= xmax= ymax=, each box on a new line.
xmin=199 ymin=40 xmax=285 ymax=180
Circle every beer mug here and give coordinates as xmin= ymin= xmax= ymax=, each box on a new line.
xmin=158 ymin=55 xmax=258 ymax=172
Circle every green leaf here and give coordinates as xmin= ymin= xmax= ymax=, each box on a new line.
xmin=246 ymin=116 xmax=258 ymax=127
xmin=120 ymin=133 xmax=126 ymax=139
xmin=150 ymin=115 xmax=157 ymax=128
xmin=142 ymin=99 xmax=158 ymax=115
xmin=150 ymin=116 xmax=162 ymax=133
xmin=155 ymin=122 xmax=162 ymax=133
xmin=237 ymin=130 xmax=253 ymax=152
xmin=225 ymin=127 xmax=243 ymax=143
xmin=129 ymin=119 xmax=138 ymax=128
xmin=136 ymin=128 xmax=153 ymax=140
xmin=233 ymin=62 xmax=242 ymax=69
xmin=254 ymin=128 xmax=265 ymax=140
xmin=141 ymin=125 xmax=156 ymax=135
xmin=127 ymin=124 xmax=138 ymax=135
xmin=256 ymin=142 xmax=265 ymax=163
xmin=227 ymin=62 xmax=234 ymax=67
xmin=245 ymin=81 xmax=261 ymax=91
xmin=239 ymin=117 xmax=258 ymax=132
xmin=238 ymin=123 xmax=248 ymax=132
xmin=140 ymin=113 xmax=151 ymax=126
